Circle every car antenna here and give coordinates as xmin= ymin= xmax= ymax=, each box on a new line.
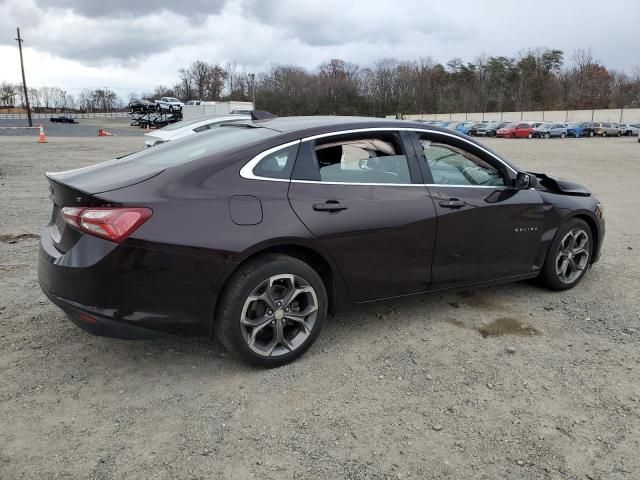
xmin=251 ymin=110 xmax=277 ymax=121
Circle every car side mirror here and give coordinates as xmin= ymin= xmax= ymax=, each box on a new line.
xmin=516 ymin=172 xmax=531 ymax=189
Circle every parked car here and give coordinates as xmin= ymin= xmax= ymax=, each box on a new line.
xmin=155 ymin=97 xmax=184 ymax=112
xmin=466 ymin=122 xmax=486 ymax=136
xmin=619 ymin=123 xmax=640 ymax=136
xmin=566 ymin=122 xmax=595 ymax=138
xmin=593 ymin=122 xmax=621 ymax=137
xmin=128 ymin=99 xmax=156 ymax=113
xmin=476 ymin=121 xmax=508 ymax=137
xmin=454 ymin=121 xmax=476 ymax=135
xmin=38 ymin=116 xmax=605 ymax=366
xmin=49 ymin=115 xmax=78 ymax=124
xmin=496 ymin=122 xmax=534 ymax=138
xmin=185 ymin=100 xmax=201 ymax=106
xmin=144 ymin=114 xmax=251 ymax=147
xmin=534 ymin=122 xmax=568 ymax=139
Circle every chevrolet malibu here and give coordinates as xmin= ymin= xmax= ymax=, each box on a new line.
xmin=39 ymin=116 xmax=605 ymax=367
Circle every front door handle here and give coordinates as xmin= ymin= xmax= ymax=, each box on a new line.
xmin=313 ymin=201 xmax=348 ymax=213
xmin=439 ymin=198 xmax=465 ymax=209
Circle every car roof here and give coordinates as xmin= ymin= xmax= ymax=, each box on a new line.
xmin=238 ymin=115 xmax=463 ymax=135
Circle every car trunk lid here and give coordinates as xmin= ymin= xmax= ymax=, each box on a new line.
xmin=45 ymin=160 xmax=164 ymax=253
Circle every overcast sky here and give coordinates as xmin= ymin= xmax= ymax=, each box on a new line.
xmin=1 ymin=0 xmax=638 ymax=98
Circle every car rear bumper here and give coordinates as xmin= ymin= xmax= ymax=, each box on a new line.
xmin=38 ymin=226 xmax=234 ymax=338
xmin=40 ymin=285 xmax=168 ymax=339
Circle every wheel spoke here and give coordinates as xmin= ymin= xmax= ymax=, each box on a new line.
xmin=283 ymin=285 xmax=313 ymax=308
xmin=246 ymin=318 xmax=273 ymax=348
xmin=569 ymin=258 xmax=582 ymax=273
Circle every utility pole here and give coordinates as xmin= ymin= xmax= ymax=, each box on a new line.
xmin=249 ymin=73 xmax=256 ymax=107
xmin=15 ymin=27 xmax=32 ymax=127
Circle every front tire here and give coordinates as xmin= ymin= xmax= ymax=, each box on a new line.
xmin=539 ymin=219 xmax=593 ymax=291
xmin=215 ymin=254 xmax=327 ymax=367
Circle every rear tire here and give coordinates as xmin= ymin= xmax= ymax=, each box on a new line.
xmin=538 ymin=218 xmax=593 ymax=291
xmin=215 ymin=254 xmax=327 ymax=367
xmin=602 ymin=131 xmax=607 ymax=137
xmin=527 ymin=132 xmax=533 ymax=139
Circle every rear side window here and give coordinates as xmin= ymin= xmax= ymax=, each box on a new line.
xmin=252 ymin=143 xmax=300 ymax=179
xmin=312 ymin=134 xmax=412 ymax=184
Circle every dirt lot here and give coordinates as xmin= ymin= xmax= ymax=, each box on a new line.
xmin=1 ymin=134 xmax=639 ymax=480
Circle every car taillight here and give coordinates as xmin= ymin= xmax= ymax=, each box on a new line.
xmin=60 ymin=207 xmax=152 ymax=243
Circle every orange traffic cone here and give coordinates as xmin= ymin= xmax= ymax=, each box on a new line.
xmin=38 ymin=125 xmax=47 ymax=143
xmin=98 ymin=129 xmax=103 ymax=136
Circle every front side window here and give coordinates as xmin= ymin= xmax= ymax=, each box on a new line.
xmin=312 ymin=134 xmax=412 ymax=184
xmin=418 ymin=137 xmax=506 ymax=187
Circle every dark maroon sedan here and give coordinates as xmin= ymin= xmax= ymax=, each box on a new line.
xmin=39 ymin=116 xmax=605 ymax=366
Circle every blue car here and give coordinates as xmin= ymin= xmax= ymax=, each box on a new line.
xmin=455 ymin=121 xmax=476 ymax=135
xmin=566 ymin=122 xmax=596 ymax=138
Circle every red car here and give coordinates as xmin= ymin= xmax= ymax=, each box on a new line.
xmin=496 ymin=122 xmax=534 ymax=138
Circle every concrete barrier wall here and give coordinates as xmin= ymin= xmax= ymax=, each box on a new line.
xmin=405 ymin=108 xmax=640 ymax=123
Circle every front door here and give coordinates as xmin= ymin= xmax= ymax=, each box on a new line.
xmin=288 ymin=130 xmax=437 ymax=302
xmin=411 ymin=131 xmax=545 ymax=289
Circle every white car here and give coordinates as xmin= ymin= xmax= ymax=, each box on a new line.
xmin=619 ymin=123 xmax=640 ymax=136
xmin=154 ymin=96 xmax=185 ymax=112
xmin=144 ymin=115 xmax=250 ymax=147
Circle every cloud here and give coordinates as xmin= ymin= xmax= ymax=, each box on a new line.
xmin=0 ymin=0 xmax=638 ymax=93
xmin=36 ymin=0 xmax=228 ymax=18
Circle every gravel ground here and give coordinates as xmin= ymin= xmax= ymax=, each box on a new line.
xmin=0 ymin=135 xmax=639 ymax=480
xmin=0 ymin=118 xmax=145 ymax=138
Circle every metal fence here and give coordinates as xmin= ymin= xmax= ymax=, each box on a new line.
xmin=0 ymin=112 xmax=129 ymax=120
xmin=403 ymin=108 xmax=640 ymax=123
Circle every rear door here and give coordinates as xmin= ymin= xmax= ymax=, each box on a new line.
xmin=288 ymin=129 xmax=437 ymax=302
xmin=516 ymin=123 xmax=532 ymax=138
xmin=410 ymin=131 xmax=545 ymax=288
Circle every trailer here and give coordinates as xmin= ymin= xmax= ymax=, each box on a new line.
xmin=182 ymin=101 xmax=254 ymax=120
xmin=129 ymin=109 xmax=183 ymax=129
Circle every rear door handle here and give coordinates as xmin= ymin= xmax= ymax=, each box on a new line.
xmin=439 ymin=198 xmax=465 ymax=209
xmin=313 ymin=201 xmax=348 ymax=213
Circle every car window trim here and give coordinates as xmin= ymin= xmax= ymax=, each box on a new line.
xmin=239 ymin=127 xmax=517 ymax=185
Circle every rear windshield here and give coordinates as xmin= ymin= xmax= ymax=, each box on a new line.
xmin=120 ymin=126 xmax=278 ymax=167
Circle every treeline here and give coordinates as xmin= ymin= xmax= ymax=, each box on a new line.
xmin=0 ymin=84 xmax=124 ymax=112
xmin=147 ymin=49 xmax=640 ymax=116
xmin=2 ymin=48 xmax=639 ymax=116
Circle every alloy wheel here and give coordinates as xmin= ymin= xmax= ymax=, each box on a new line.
xmin=240 ymin=274 xmax=318 ymax=357
xmin=555 ymin=228 xmax=590 ymax=284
